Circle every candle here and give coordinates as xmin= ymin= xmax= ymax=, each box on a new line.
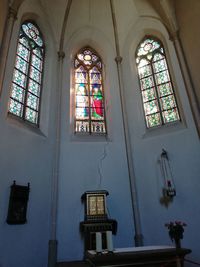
xmin=96 ymin=232 xmax=102 ymax=253
xmin=106 ymin=231 xmax=113 ymax=251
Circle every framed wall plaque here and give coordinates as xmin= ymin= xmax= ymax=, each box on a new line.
xmin=7 ymin=181 xmax=30 ymax=225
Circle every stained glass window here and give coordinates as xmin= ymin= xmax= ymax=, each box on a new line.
xmin=136 ymin=36 xmax=180 ymax=128
xmin=74 ymin=47 xmax=106 ymax=134
xmin=8 ymin=21 xmax=44 ymax=125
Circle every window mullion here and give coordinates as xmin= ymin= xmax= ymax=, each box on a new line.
xmin=88 ymin=71 xmax=92 ymax=134
xmin=22 ymin=48 xmax=33 ymax=121
xmin=150 ymin=59 xmax=164 ymax=125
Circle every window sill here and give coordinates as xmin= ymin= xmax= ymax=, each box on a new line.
xmin=142 ymin=120 xmax=187 ymax=139
xmin=70 ymin=132 xmax=110 ymax=142
xmin=7 ymin=113 xmax=46 ymax=137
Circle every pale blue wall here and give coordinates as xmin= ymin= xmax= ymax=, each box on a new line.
xmin=0 ymin=0 xmax=200 ymax=266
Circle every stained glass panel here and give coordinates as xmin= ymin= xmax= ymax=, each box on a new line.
xmin=140 ymin=76 xmax=154 ymax=90
xmin=27 ymin=93 xmax=39 ymax=110
xmin=31 ymin=54 xmax=42 ymax=71
xmin=74 ymin=47 xmax=106 ymax=134
xmin=9 ymin=99 xmax=23 ymax=117
xmin=22 ymin=23 xmax=43 ymax=47
xmin=90 ymin=67 xmax=102 ymax=84
xmin=157 ymin=83 xmax=172 ymax=97
xmin=155 ymin=70 xmax=170 ymax=85
xmin=153 ymin=59 xmax=167 ymax=73
xmin=13 ymin=69 xmax=27 ymax=88
xmin=146 ymin=113 xmax=161 ymax=128
xmin=16 ymin=56 xmax=29 ymax=74
xmin=75 ymin=121 xmax=90 ymax=133
xmin=25 ymin=107 xmax=38 ymax=123
xmin=136 ymin=36 xmax=180 ymax=128
xmin=138 ymin=63 xmax=152 ymax=79
xmin=142 ymin=88 xmax=156 ymax=102
xmin=144 ymin=100 xmax=159 ymax=115
xmin=10 ymin=83 xmax=25 ymax=103
xmin=162 ymin=108 xmax=179 ymax=123
xmin=28 ymin=79 xmax=40 ymax=96
xmin=160 ymin=95 xmax=176 ymax=110
xmin=8 ymin=21 xmax=44 ymax=125
xmin=91 ymin=121 xmax=106 ymax=133
xmin=30 ymin=66 xmax=41 ymax=83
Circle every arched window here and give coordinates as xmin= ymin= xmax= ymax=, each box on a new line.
xmin=74 ymin=47 xmax=106 ymax=134
xmin=136 ymin=36 xmax=180 ymax=128
xmin=8 ymin=21 xmax=45 ymax=125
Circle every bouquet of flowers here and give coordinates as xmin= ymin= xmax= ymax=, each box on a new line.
xmin=165 ymin=221 xmax=187 ymax=248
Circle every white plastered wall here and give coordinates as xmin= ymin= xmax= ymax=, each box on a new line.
xmin=122 ymin=15 xmax=200 ymax=262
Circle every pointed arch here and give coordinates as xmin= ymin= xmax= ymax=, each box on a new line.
xmin=136 ymin=35 xmax=180 ymax=128
xmin=8 ymin=20 xmax=45 ymax=125
xmin=74 ymin=46 xmax=106 ymax=134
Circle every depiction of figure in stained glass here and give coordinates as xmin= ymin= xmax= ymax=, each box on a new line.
xmin=74 ymin=47 xmax=106 ymax=134
xmin=76 ymin=84 xmax=88 ymax=118
xmin=91 ymin=85 xmax=103 ymax=119
xmin=136 ymin=36 xmax=180 ymax=128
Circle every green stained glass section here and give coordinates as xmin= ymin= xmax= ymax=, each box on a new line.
xmin=153 ymin=59 xmax=167 ymax=73
xmin=28 ymin=79 xmax=40 ymax=96
xmin=30 ymin=66 xmax=41 ymax=83
xmin=13 ymin=69 xmax=27 ymax=88
xmin=153 ymin=53 xmax=164 ymax=62
xmin=146 ymin=113 xmax=161 ymax=128
xmin=157 ymin=82 xmax=172 ymax=97
xmin=136 ymin=36 xmax=180 ymax=128
xmin=9 ymin=99 xmax=23 ymax=117
xmin=138 ymin=64 xmax=151 ymax=79
xmin=160 ymin=95 xmax=176 ymax=110
xmin=15 ymin=56 xmax=28 ymax=74
xmin=25 ymin=107 xmax=38 ymax=123
xmin=31 ymin=54 xmax=42 ymax=71
xmin=17 ymin=43 xmax=30 ymax=61
xmin=19 ymin=37 xmax=30 ymax=49
xmin=140 ymin=76 xmax=154 ymax=90
xmin=144 ymin=100 xmax=159 ymax=115
xmin=162 ymin=108 xmax=179 ymax=123
xmin=33 ymin=48 xmax=42 ymax=59
xmin=155 ymin=70 xmax=169 ymax=85
xmin=142 ymin=88 xmax=156 ymax=102
xmin=10 ymin=83 xmax=25 ymax=103
xmin=27 ymin=93 xmax=39 ymax=110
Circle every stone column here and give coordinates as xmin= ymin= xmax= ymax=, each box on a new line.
xmin=0 ymin=7 xmax=17 ymax=96
xmin=171 ymin=32 xmax=200 ymax=137
xmin=110 ymin=0 xmax=143 ymax=246
xmin=48 ymin=51 xmax=65 ymax=267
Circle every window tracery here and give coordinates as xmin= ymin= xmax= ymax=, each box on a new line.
xmin=8 ymin=21 xmax=44 ymax=125
xmin=136 ymin=36 xmax=180 ymax=128
xmin=74 ymin=47 xmax=106 ymax=134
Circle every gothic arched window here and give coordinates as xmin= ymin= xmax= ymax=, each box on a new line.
xmin=136 ymin=36 xmax=180 ymax=128
xmin=74 ymin=47 xmax=106 ymax=134
xmin=8 ymin=21 xmax=45 ymax=125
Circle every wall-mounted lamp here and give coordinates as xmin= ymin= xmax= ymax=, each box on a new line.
xmin=160 ymin=149 xmax=176 ymax=198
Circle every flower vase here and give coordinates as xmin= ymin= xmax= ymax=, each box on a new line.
xmin=175 ymin=238 xmax=181 ymax=249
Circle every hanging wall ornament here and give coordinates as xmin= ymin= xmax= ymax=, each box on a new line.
xmin=160 ymin=149 xmax=176 ymax=198
xmin=7 ymin=181 xmax=30 ymax=225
